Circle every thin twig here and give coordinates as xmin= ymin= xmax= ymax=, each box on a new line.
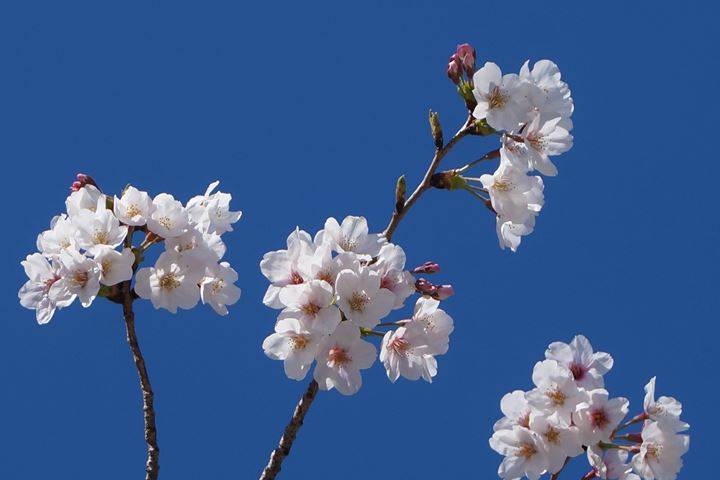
xmin=260 ymin=380 xmax=320 ymax=480
xmin=122 ymin=281 xmax=160 ymax=480
xmin=383 ymin=116 xmax=473 ymax=242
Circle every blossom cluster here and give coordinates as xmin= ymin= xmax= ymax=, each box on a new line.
xmin=261 ymin=215 xmax=454 ymax=395
xmin=489 ymin=335 xmax=690 ymax=480
xmin=448 ymin=45 xmax=575 ymax=251
xmin=19 ymin=175 xmax=242 ymax=323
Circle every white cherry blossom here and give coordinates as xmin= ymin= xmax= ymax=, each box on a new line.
xmin=335 ymin=267 xmax=395 ymax=329
xmin=481 ymin=162 xmax=544 ymax=220
xmin=277 ymin=280 xmax=341 ymax=334
xmin=186 ymin=181 xmax=242 ymax=235
xmin=113 ymin=186 xmax=155 ymax=226
xmin=632 ymin=421 xmax=689 ymax=480
xmin=319 ymin=216 xmax=386 ymax=257
xmin=94 ymin=246 xmax=134 ymax=286
xmin=66 ymin=184 xmax=104 ymax=218
xmin=314 ymin=321 xmax=377 ymax=395
xmin=55 ymin=248 xmax=101 ymax=307
xmin=369 ymin=243 xmax=415 ymax=309
xmin=529 ymin=413 xmax=584 ymax=474
xmin=36 ymin=214 xmax=79 ymax=256
xmin=135 ymin=251 xmax=203 ymax=313
xmin=494 ymin=390 xmax=532 ymax=432
xmin=520 ymin=59 xmax=574 ymax=130
xmin=378 ymin=297 xmax=453 ymax=383
xmin=587 ymin=445 xmax=639 ymax=480
xmin=472 ymin=62 xmax=538 ymax=132
xmin=262 ymin=317 xmax=320 ymax=381
xmin=200 ymin=261 xmax=241 ymax=316
xmin=545 ymin=334 xmax=613 ymax=390
xmin=574 ymin=389 xmax=629 ymax=445
xmin=489 ymin=426 xmax=549 ymax=480
xmin=73 ymin=197 xmax=128 ymax=256
xmin=495 ymin=211 xmax=537 ymax=252
xmin=526 ymin=360 xmax=587 ymax=424
xmin=146 ymin=193 xmax=190 ymax=239
xmin=165 ymin=228 xmax=226 ymax=269
xmin=18 ymin=253 xmax=75 ymax=324
xmin=260 ymin=228 xmax=315 ymax=309
xmin=643 ymin=377 xmax=689 ymax=433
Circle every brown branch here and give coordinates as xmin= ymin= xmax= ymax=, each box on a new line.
xmin=259 ymin=380 xmax=320 ymax=480
xmin=122 ymin=280 xmax=160 ymax=480
xmin=383 ymin=116 xmax=473 ymax=242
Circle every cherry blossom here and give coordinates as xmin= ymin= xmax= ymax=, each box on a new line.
xmin=313 ymin=321 xmax=377 ymax=395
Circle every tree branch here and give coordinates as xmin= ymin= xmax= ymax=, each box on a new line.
xmin=383 ymin=116 xmax=473 ymax=242
xmin=122 ymin=280 xmax=160 ymax=480
xmin=259 ymin=380 xmax=319 ymax=480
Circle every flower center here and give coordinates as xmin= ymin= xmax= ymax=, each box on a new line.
xmin=291 ymin=335 xmax=309 ymax=350
xmin=70 ymin=270 xmax=89 ymax=287
xmin=646 ymin=444 xmax=661 ymax=459
xmin=488 ymin=86 xmax=509 ymax=110
xmin=316 ymin=270 xmax=334 ymax=285
xmin=544 ymin=427 xmax=560 ymax=445
xmin=125 ymin=205 xmax=142 ymax=218
xmin=159 ymin=273 xmax=180 ymax=290
xmin=301 ymin=303 xmax=321 ymax=317
xmin=518 ymin=413 xmax=530 ymax=429
xmin=380 ymin=275 xmax=394 ymax=290
xmin=389 ymin=337 xmax=411 ymax=356
xmin=493 ymin=178 xmax=513 ymax=192
xmin=43 ymin=275 xmax=61 ymax=293
xmin=516 ymin=442 xmax=536 ymax=459
xmin=339 ymin=237 xmax=358 ymax=251
xmin=93 ymin=230 xmax=109 ymax=245
xmin=526 ymin=133 xmax=547 ymax=152
xmin=547 ymin=387 xmax=567 ymax=406
xmin=328 ymin=346 xmax=351 ymax=367
xmin=591 ymin=408 xmax=609 ymax=429
xmin=570 ymin=362 xmax=586 ymax=381
xmin=158 ymin=216 xmax=173 ymax=230
xmin=211 ymin=279 xmax=224 ymax=293
xmin=290 ymin=271 xmax=304 ymax=285
xmin=348 ymin=292 xmax=369 ymax=312
xmin=101 ymin=259 xmax=113 ymax=275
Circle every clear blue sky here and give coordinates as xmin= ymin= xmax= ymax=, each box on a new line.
xmin=1 ymin=1 xmax=715 ymax=478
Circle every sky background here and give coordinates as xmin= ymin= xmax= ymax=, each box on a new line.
xmin=0 ymin=1 xmax=716 ymax=478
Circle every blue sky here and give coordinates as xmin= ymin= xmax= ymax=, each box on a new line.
xmin=1 ymin=1 xmax=716 ymax=478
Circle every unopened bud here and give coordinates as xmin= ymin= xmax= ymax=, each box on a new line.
xmin=447 ymin=54 xmax=461 ymax=85
xmin=413 ymin=262 xmax=440 ymax=274
xmin=70 ymin=173 xmax=98 ymax=192
xmin=429 ymin=110 xmax=443 ymax=149
xmin=395 ymin=175 xmax=406 ymax=214
xmin=433 ymin=284 xmax=454 ymax=301
xmin=415 ymin=278 xmax=437 ymax=297
xmin=456 ymin=43 xmax=476 ymax=76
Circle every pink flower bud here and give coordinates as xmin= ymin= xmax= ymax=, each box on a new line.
xmin=415 ymin=278 xmax=437 ymax=296
xmin=413 ymin=261 xmax=441 ymax=274
xmin=456 ymin=43 xmax=476 ymax=76
xmin=447 ymin=54 xmax=461 ymax=85
xmin=70 ymin=173 xmax=98 ymax=192
xmin=433 ymin=284 xmax=454 ymax=300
